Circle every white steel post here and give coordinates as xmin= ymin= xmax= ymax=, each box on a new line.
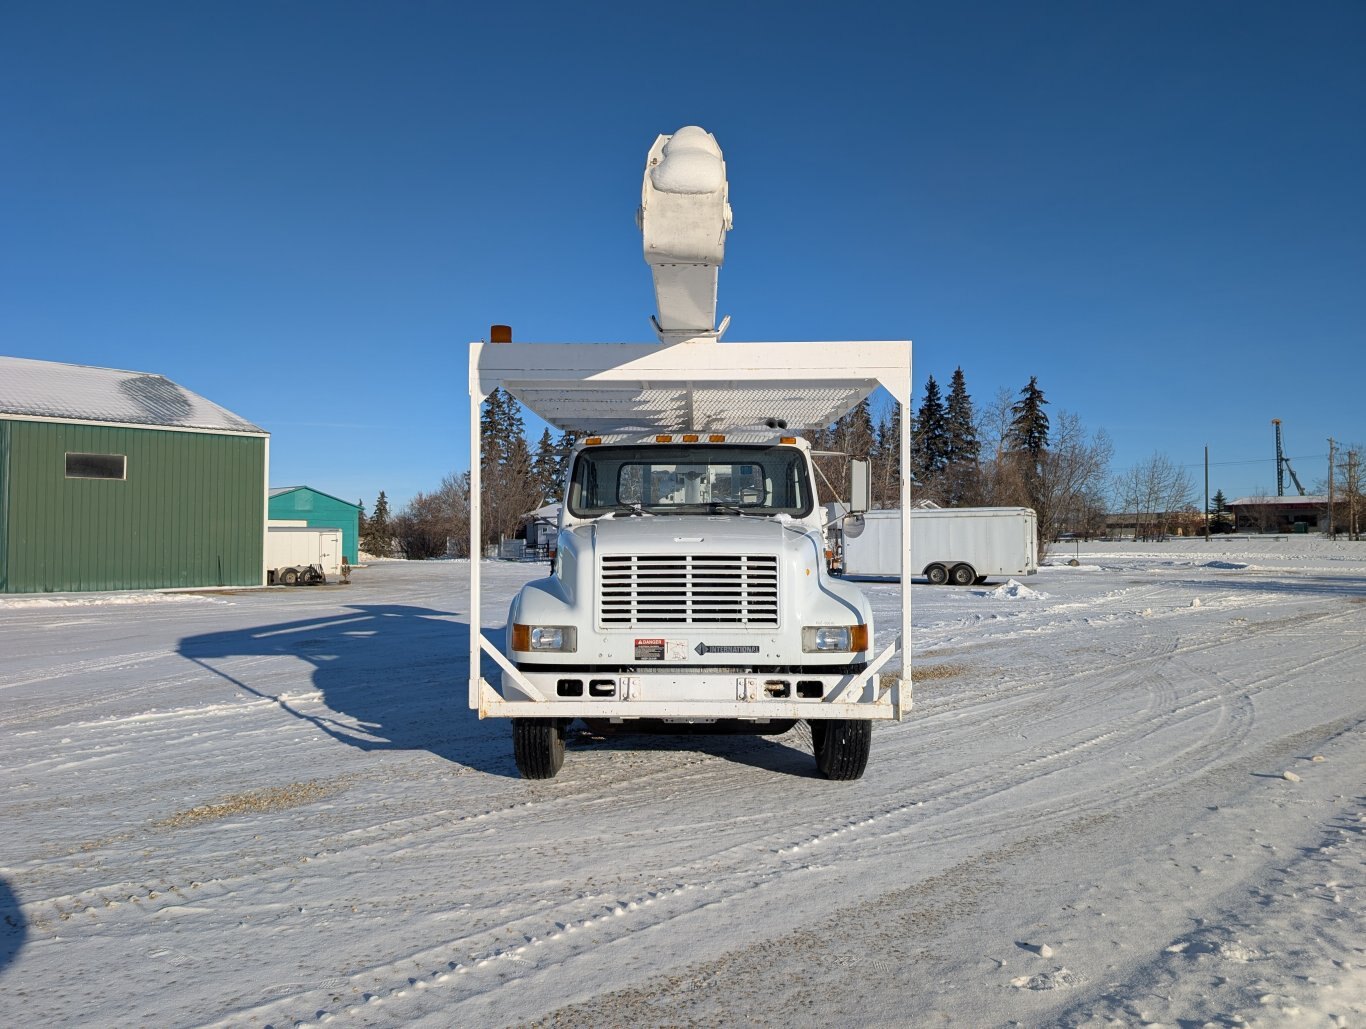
xmin=468 ymin=343 xmax=485 ymax=712
xmin=899 ymin=354 xmax=913 ymax=713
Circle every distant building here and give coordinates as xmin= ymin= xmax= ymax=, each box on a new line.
xmin=268 ymin=486 xmax=361 ymax=563
xmin=1226 ymin=495 xmax=1329 ymax=533
xmin=0 ymin=355 xmax=268 ymax=593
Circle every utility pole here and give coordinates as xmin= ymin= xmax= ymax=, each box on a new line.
xmin=1204 ymin=445 xmax=1210 ymax=541
xmin=1327 ymin=437 xmax=1336 ymax=539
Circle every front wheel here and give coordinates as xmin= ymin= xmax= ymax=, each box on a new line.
xmin=513 ymin=718 xmax=567 ymax=779
xmin=950 ymin=563 xmax=976 ymax=586
xmin=811 ymin=719 xmax=872 ymax=780
xmin=925 ymin=563 xmax=948 ymax=585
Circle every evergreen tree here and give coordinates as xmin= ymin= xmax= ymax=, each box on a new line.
xmin=1210 ymin=489 xmax=1227 ymax=513
xmin=531 ymin=429 xmax=558 ymax=502
xmin=870 ymin=402 xmax=902 ymax=508
xmin=478 ymin=388 xmax=543 ymax=546
xmin=912 ymin=375 xmax=949 ymax=484
xmin=1006 ymin=376 xmax=1050 ymax=464
xmin=360 ymin=491 xmax=393 ymax=557
xmin=944 ymin=367 xmax=980 ymax=465
xmin=941 ymin=367 xmax=981 ymax=506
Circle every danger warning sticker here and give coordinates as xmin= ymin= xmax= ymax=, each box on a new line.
xmin=635 ymin=638 xmax=665 ymax=660
xmin=635 ymin=639 xmax=688 ymax=661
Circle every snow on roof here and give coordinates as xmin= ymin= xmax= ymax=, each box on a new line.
xmin=1227 ymin=495 xmax=1327 ymax=506
xmin=0 ymin=355 xmax=265 ymax=434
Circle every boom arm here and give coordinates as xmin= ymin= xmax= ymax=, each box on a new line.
xmin=637 ymin=126 xmax=733 ymax=345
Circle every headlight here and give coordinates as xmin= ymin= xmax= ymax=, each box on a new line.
xmin=801 ymin=625 xmax=869 ymax=652
xmin=511 ymin=624 xmax=577 ymax=653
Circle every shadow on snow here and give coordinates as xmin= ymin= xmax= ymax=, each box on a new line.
xmin=177 ymin=603 xmax=817 ymax=779
xmin=0 ymin=877 xmax=25 ymax=976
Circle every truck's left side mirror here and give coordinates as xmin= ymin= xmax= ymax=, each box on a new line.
xmin=849 ymin=459 xmax=870 ymax=515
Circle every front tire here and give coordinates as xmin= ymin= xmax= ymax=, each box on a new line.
xmin=513 ymin=718 xmax=566 ymax=779
xmin=811 ymin=719 xmax=872 ymax=780
xmin=926 ymin=563 xmax=948 ymax=585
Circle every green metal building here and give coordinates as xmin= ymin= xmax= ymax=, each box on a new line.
xmin=268 ymin=486 xmax=361 ymax=563
xmin=0 ymin=356 xmax=269 ymax=593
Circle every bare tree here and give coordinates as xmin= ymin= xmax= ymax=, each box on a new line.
xmin=1028 ymin=412 xmax=1112 ymax=554
xmin=393 ymin=472 xmax=473 ymax=559
xmin=1336 ymin=444 xmax=1364 ymax=540
xmin=1114 ymin=453 xmax=1195 ymax=540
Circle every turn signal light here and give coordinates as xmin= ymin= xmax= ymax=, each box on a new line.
xmin=850 ymin=625 xmax=869 ymax=651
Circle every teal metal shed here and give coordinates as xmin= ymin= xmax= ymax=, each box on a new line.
xmin=268 ymin=486 xmax=361 ymax=563
xmin=0 ymin=355 xmax=268 ymax=593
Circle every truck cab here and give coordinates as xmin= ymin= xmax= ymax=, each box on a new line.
xmin=505 ymin=433 xmax=874 ymax=715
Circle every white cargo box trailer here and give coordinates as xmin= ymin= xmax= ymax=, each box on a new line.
xmin=266 ymin=525 xmax=341 ymax=584
xmin=839 ymin=507 xmax=1037 ymax=585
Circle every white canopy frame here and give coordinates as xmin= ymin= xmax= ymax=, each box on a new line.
xmin=467 ymin=339 xmax=913 ymax=720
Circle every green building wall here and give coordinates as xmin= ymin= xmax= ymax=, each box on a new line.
xmin=0 ymin=419 xmax=265 ymax=593
xmin=268 ymin=488 xmax=360 ymax=563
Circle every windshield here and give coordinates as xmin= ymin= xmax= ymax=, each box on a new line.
xmin=567 ymin=444 xmax=813 ymax=518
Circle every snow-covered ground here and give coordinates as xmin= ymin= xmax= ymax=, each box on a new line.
xmin=2 ymin=539 xmax=1363 ymax=1027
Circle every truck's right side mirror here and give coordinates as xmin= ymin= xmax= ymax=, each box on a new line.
xmin=849 ymin=459 xmax=870 ymax=515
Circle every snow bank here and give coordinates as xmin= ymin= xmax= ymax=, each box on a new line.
xmin=0 ymin=592 xmax=223 ymax=609
xmin=988 ymin=578 xmax=1049 ymax=600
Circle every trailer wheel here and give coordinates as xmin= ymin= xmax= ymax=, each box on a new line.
xmin=950 ymin=563 xmax=976 ymax=586
xmin=926 ymin=563 xmax=948 ymax=585
xmin=279 ymin=567 xmax=300 ymax=586
xmin=513 ymin=718 xmax=566 ymax=779
xmin=811 ymin=718 xmax=871 ymax=780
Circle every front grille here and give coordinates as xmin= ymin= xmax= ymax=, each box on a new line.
xmin=599 ymin=554 xmax=779 ymax=626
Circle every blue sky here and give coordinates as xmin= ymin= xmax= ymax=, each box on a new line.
xmin=3 ymin=1 xmax=1362 ymax=512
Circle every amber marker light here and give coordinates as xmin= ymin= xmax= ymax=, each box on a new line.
xmin=585 ymin=437 xmax=602 ymax=446
xmin=780 ymin=436 xmax=797 ymax=445
xmin=850 ymin=625 xmax=870 ymax=651
xmin=655 ymin=434 xmax=673 ymax=443
xmin=511 ymin=624 xmax=531 ymax=650
xmin=682 ymin=434 xmax=699 ymax=443
xmin=708 ymin=434 xmax=726 ymax=443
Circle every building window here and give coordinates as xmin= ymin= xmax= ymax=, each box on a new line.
xmin=65 ymin=452 xmax=127 ymax=480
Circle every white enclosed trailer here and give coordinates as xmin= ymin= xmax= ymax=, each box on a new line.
xmin=466 ymin=126 xmax=912 ymax=779
xmin=265 ymin=525 xmax=340 ymax=585
xmin=839 ymin=507 xmax=1037 ymax=584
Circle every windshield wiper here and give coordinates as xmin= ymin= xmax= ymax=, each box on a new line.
xmin=707 ymin=502 xmax=764 ymax=517
xmin=605 ymin=502 xmax=651 ymax=517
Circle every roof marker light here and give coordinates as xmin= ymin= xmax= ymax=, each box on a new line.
xmin=708 ymin=434 xmax=726 ymax=443
xmin=656 ymin=434 xmax=673 ymax=443
xmin=682 ymin=434 xmax=699 ymax=443
xmin=585 ymin=437 xmax=602 ymax=446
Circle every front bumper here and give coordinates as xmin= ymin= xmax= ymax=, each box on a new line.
xmin=474 ymin=638 xmax=906 ymax=721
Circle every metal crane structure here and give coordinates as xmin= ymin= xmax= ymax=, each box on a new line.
xmin=1272 ymin=419 xmax=1306 ymax=496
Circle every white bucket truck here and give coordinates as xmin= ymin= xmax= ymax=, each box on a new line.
xmin=467 ymin=127 xmax=912 ymax=779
